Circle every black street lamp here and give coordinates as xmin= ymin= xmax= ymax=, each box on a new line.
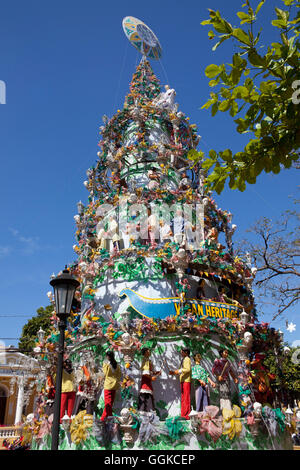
xmin=49 ymin=267 xmax=80 ymax=450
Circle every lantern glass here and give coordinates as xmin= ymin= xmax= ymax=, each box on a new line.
xmin=55 ymin=284 xmax=74 ymax=315
xmin=37 ymin=328 xmax=45 ymax=343
xmin=240 ymin=310 xmax=248 ymax=326
xmin=50 ymin=269 xmax=80 ymax=318
xmin=77 ymin=201 xmax=84 ymax=215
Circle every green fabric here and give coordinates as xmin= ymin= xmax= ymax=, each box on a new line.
xmin=191 ymin=364 xmax=209 ymax=383
xmin=274 ymin=408 xmax=286 ymax=432
xmin=165 ymin=417 xmax=188 ymax=440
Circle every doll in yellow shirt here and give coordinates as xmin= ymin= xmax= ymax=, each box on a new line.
xmin=101 ymin=351 xmax=122 ymax=421
xmin=169 ymin=348 xmax=191 ymax=419
xmin=55 ymin=359 xmax=76 ymax=422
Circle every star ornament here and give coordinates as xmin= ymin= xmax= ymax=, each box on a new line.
xmin=286 ymin=322 xmax=296 ymax=333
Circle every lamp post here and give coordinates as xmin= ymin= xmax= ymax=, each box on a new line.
xmin=50 ymin=267 xmax=80 ymax=450
xmin=37 ymin=327 xmax=45 ymax=344
xmin=77 ymin=200 xmax=85 ymax=215
xmin=240 ymin=309 xmax=249 ymax=326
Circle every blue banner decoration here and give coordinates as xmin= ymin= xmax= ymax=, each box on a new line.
xmin=118 ymin=288 xmax=240 ymax=321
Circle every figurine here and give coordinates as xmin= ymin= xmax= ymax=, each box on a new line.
xmin=169 ymin=347 xmax=191 ymax=419
xmin=207 ymin=227 xmax=219 ymax=245
xmin=59 ymin=359 xmax=76 ymax=422
xmin=159 ymin=219 xmax=173 ymax=244
xmin=108 ymin=215 xmax=123 ymax=252
xmin=197 ymin=279 xmax=206 ymax=299
xmin=118 ymin=408 xmax=136 ymax=444
xmin=250 ymin=353 xmax=275 ymax=406
xmin=172 ymin=208 xmax=185 ymax=245
xmin=101 ymin=351 xmax=122 ymax=421
xmin=212 ymin=349 xmax=238 ymax=410
xmin=119 ymin=332 xmax=136 ymax=365
xmin=147 ymin=207 xmax=159 ymax=246
xmin=44 ymin=368 xmax=55 ymax=416
xmin=237 ymin=332 xmax=253 ymax=361
xmin=147 ymin=167 xmax=160 ymax=191
xmin=138 ymin=348 xmax=161 ymax=412
xmin=192 ymin=353 xmax=216 ymax=412
xmin=152 ymin=85 xmax=178 ymax=113
xmin=178 ymin=172 xmax=191 ymax=191
xmin=96 ymin=217 xmax=108 ymax=250
xmin=253 ymin=401 xmax=262 ymax=418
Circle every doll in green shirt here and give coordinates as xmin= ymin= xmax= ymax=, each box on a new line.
xmin=192 ymin=354 xmax=216 ymax=412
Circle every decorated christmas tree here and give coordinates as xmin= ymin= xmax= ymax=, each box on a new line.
xmin=27 ymin=18 xmax=294 ymax=451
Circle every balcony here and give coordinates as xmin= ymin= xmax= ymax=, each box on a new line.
xmin=0 ymin=426 xmax=22 ymax=449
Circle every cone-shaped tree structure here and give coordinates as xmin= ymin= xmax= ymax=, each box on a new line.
xmin=32 ymin=58 xmax=291 ymax=451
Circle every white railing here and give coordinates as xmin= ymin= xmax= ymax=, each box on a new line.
xmin=0 ymin=426 xmax=22 ymax=439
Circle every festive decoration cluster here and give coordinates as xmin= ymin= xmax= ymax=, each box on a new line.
xmin=21 ymin=59 xmax=295 ymax=451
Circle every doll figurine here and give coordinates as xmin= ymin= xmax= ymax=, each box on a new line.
xmin=59 ymin=359 xmax=76 ymax=422
xmin=192 ymin=354 xmax=216 ymax=412
xmin=169 ymin=348 xmax=191 ymax=419
xmin=159 ymin=219 xmax=173 ymax=244
xmin=212 ymin=349 xmax=238 ymax=410
xmin=138 ymin=348 xmax=161 ymax=413
xmin=147 ymin=168 xmax=160 ymax=191
xmin=101 ymin=351 xmax=122 ymax=421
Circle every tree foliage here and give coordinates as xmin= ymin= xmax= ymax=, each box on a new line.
xmin=237 ymin=201 xmax=299 ymax=320
xmin=200 ymin=0 xmax=300 ymax=194
xmin=18 ymin=305 xmax=53 ymax=355
xmin=264 ymin=346 xmax=300 ymax=398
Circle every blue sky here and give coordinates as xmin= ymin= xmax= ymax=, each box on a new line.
xmin=0 ymin=0 xmax=298 ymax=348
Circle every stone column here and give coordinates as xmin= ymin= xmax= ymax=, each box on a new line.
xmin=14 ymin=376 xmax=25 ymax=425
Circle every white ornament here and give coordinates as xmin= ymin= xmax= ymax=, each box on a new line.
xmin=253 ymin=402 xmax=262 ymax=418
xmin=152 ymin=85 xmax=177 ymax=113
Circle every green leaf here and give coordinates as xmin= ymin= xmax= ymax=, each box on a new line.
xmin=220 ymin=149 xmax=233 ymax=162
xmin=201 ymin=19 xmax=212 ymax=26
xmin=205 ymin=64 xmax=222 ymax=78
xmin=201 ymin=159 xmax=215 ymax=170
xmin=201 ymin=99 xmax=214 ymax=110
xmin=220 ymin=87 xmax=231 ymax=99
xmin=255 ymin=1 xmax=265 ymax=15
xmin=272 ymin=19 xmax=288 ymax=28
xmin=211 ymin=102 xmax=219 ymax=116
xmin=230 ymin=101 xmax=239 ymax=116
xmin=237 ymin=11 xmax=253 ymax=24
xmin=214 ymin=179 xmax=226 ymax=194
xmin=235 ymin=117 xmax=249 ymax=133
xmin=275 ymin=7 xmax=289 ymax=25
xmin=187 ymin=149 xmax=203 ymax=162
xmin=209 ymin=77 xmax=220 ymax=87
xmin=248 ymin=49 xmax=266 ymax=67
xmin=232 ymin=53 xmax=245 ymax=68
xmin=232 ymin=85 xmax=249 ymax=99
xmin=246 ymin=104 xmax=259 ymax=119
xmin=213 ymin=18 xmax=233 ymax=34
xmin=231 ymin=67 xmax=243 ymax=86
xmin=209 ymin=149 xmax=218 ymax=159
xmin=236 ymin=176 xmax=246 ymax=191
xmin=272 ymin=163 xmax=281 ymax=174
xmin=232 ymin=28 xmax=251 ymax=45
xmin=218 ymin=100 xmax=231 ymax=112
xmin=212 ymin=35 xmax=230 ymax=51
